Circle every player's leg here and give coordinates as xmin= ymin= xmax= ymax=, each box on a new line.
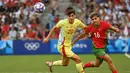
xmin=83 ymin=57 xmax=103 ymax=68
xmin=62 ymin=45 xmax=84 ymax=73
xmin=45 ymin=45 xmax=65 ymax=72
xmin=45 ymin=56 xmax=70 ymax=72
xmin=45 ymin=56 xmax=69 ymax=67
xmin=71 ymin=54 xmax=85 ymax=73
xmin=103 ymin=54 xmax=118 ymax=73
xmin=84 ymin=46 xmax=105 ymax=69
xmin=45 ymin=44 xmax=72 ymax=72
xmin=62 ymin=56 xmax=70 ymax=66
xmin=45 ymin=61 xmax=53 ymax=72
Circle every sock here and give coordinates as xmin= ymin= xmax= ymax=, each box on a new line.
xmin=83 ymin=62 xmax=93 ymax=68
xmin=76 ymin=62 xmax=84 ymax=73
xmin=52 ymin=60 xmax=62 ymax=66
xmin=112 ymin=70 xmax=118 ymax=73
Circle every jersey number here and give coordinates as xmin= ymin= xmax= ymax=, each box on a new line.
xmin=94 ymin=32 xmax=100 ymax=38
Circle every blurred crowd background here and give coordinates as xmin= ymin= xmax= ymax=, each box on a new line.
xmin=0 ymin=0 xmax=130 ymax=41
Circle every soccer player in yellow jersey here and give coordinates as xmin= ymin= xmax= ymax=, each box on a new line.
xmin=43 ymin=9 xmax=86 ymax=73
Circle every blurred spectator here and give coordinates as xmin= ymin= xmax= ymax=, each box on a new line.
xmin=55 ymin=14 xmax=60 ymax=23
xmin=70 ymin=0 xmax=86 ymax=22
xmin=123 ymin=25 xmax=129 ymax=37
xmin=54 ymin=14 xmax=60 ymax=38
xmin=16 ymin=32 xmax=21 ymax=40
xmin=49 ymin=0 xmax=58 ymax=11
xmin=1 ymin=22 xmax=9 ymax=33
xmin=37 ymin=27 xmax=45 ymax=39
xmin=30 ymin=13 xmax=40 ymax=29
xmin=0 ymin=0 xmax=4 ymax=6
xmin=108 ymin=31 xmax=117 ymax=39
xmin=25 ymin=0 xmax=33 ymax=6
xmin=48 ymin=10 xmax=56 ymax=30
xmin=1 ymin=31 xmax=9 ymax=41
xmin=5 ymin=0 xmax=15 ymax=12
xmin=0 ymin=0 xmax=5 ymax=12
xmin=0 ymin=21 xmax=1 ymax=40
xmin=24 ymin=27 xmax=37 ymax=40
xmin=32 ymin=0 xmax=41 ymax=5
xmin=9 ymin=26 xmax=17 ymax=40
xmin=18 ymin=25 xmax=27 ymax=39
xmin=43 ymin=0 xmax=50 ymax=5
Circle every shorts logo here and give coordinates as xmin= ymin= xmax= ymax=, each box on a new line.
xmin=24 ymin=42 xmax=40 ymax=51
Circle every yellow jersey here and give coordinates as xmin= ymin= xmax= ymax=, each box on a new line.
xmin=56 ymin=19 xmax=86 ymax=46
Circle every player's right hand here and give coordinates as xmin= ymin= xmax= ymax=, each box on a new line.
xmin=71 ymin=42 xmax=74 ymax=46
xmin=115 ymin=28 xmax=120 ymax=33
xmin=43 ymin=38 xmax=49 ymax=43
xmin=87 ymin=33 xmax=92 ymax=37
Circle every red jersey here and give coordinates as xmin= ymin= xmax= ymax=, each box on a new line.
xmin=85 ymin=21 xmax=111 ymax=48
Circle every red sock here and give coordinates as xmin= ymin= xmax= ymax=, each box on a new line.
xmin=112 ymin=70 xmax=118 ymax=73
xmin=83 ymin=62 xmax=93 ymax=68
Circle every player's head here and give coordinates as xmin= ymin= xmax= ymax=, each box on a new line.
xmin=66 ymin=9 xmax=75 ymax=23
xmin=89 ymin=12 xmax=100 ymax=26
xmin=65 ymin=6 xmax=73 ymax=15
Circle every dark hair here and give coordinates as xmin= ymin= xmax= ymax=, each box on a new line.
xmin=89 ymin=12 xmax=100 ymax=19
xmin=66 ymin=9 xmax=75 ymax=16
xmin=65 ymin=6 xmax=73 ymax=14
xmin=66 ymin=6 xmax=73 ymax=11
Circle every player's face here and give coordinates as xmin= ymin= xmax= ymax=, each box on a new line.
xmin=91 ymin=16 xmax=100 ymax=26
xmin=68 ymin=13 xmax=75 ymax=24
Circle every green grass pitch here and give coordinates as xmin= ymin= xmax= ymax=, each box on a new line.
xmin=0 ymin=54 xmax=130 ymax=73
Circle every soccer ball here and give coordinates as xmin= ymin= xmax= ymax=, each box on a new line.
xmin=34 ymin=2 xmax=45 ymax=13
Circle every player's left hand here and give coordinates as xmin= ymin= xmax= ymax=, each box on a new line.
xmin=43 ymin=38 xmax=49 ymax=43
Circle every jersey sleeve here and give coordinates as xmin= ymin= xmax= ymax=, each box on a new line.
xmin=104 ymin=22 xmax=111 ymax=30
xmin=85 ymin=26 xmax=91 ymax=34
xmin=55 ymin=20 xmax=63 ymax=28
xmin=77 ymin=19 xmax=86 ymax=29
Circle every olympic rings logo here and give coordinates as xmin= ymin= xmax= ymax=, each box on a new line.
xmin=24 ymin=42 xmax=40 ymax=51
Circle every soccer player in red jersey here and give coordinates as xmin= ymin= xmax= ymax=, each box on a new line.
xmin=72 ymin=12 xmax=119 ymax=73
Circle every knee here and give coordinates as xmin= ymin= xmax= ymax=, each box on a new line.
xmin=104 ymin=55 xmax=113 ymax=65
xmin=75 ymin=58 xmax=81 ymax=63
xmin=71 ymin=55 xmax=81 ymax=63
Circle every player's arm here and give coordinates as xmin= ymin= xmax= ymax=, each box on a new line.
xmin=110 ymin=26 xmax=120 ymax=33
xmin=72 ymin=33 xmax=86 ymax=45
xmin=105 ymin=22 xmax=120 ymax=33
xmin=72 ymin=25 xmax=89 ymax=45
xmin=43 ymin=26 xmax=57 ymax=43
xmin=43 ymin=20 xmax=62 ymax=43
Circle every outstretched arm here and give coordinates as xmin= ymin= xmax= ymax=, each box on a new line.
xmin=72 ymin=26 xmax=89 ymax=45
xmin=72 ymin=33 xmax=86 ymax=45
xmin=110 ymin=26 xmax=120 ymax=33
xmin=43 ymin=26 xmax=57 ymax=43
